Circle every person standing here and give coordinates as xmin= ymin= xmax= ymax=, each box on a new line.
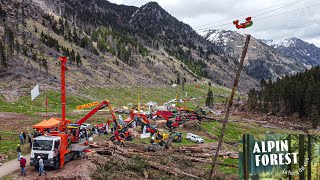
xmin=79 ymin=131 xmax=83 ymax=141
xmin=33 ymin=129 xmax=38 ymax=138
xmin=85 ymin=129 xmax=88 ymax=140
xmin=27 ymin=132 xmax=31 ymax=142
xmin=19 ymin=156 xmax=26 ymax=176
xmin=17 ymin=144 xmax=21 ymax=161
xmin=28 ymin=135 xmax=32 ymax=149
xmin=19 ymin=132 xmax=24 ymax=145
xmin=38 ymin=156 xmax=47 ymax=176
xmin=22 ymin=132 xmax=27 ymax=144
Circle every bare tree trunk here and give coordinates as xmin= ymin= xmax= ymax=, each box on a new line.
xmin=210 ymin=34 xmax=251 ymax=179
xmin=307 ymin=135 xmax=311 ymax=179
xmin=299 ymin=135 xmax=305 ymax=180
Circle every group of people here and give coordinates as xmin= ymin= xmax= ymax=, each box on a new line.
xmin=18 ymin=131 xmax=33 ymax=149
xmin=18 ymin=132 xmax=27 ymax=145
xmin=17 ymin=129 xmax=48 ymax=177
xmin=79 ymin=128 xmax=90 ymax=141
xmin=18 ymin=155 xmax=47 ymax=176
xmin=94 ymin=124 xmax=111 ymax=135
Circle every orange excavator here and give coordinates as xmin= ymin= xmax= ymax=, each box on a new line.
xmin=110 ymin=109 xmax=158 ymax=144
xmin=130 ymin=110 xmax=158 ymax=134
xmin=66 ymin=100 xmax=116 ymax=143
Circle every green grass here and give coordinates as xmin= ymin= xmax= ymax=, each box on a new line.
xmin=201 ymin=121 xmax=302 ymax=144
xmin=0 ymin=175 xmax=15 ymax=180
xmin=0 ymin=90 xmax=91 ymax=115
xmin=0 ymin=83 xmax=236 ymax=164
xmin=0 ymin=132 xmax=30 ymax=162
xmin=80 ymin=84 xmax=236 ymax=110
xmin=0 ymin=84 xmax=234 ymax=115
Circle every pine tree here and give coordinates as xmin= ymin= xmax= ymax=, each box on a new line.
xmin=205 ymin=89 xmax=214 ymax=108
xmin=248 ymin=88 xmax=258 ymax=111
xmin=0 ymin=40 xmax=7 ymax=68
xmin=4 ymin=24 xmax=14 ymax=61
xmin=181 ymin=77 xmax=185 ymax=91
xmin=310 ymin=105 xmax=319 ymax=129
xmin=176 ymin=74 xmax=181 ymax=85
xmin=69 ymin=49 xmax=75 ymax=65
xmin=76 ymin=52 xmax=82 ymax=66
xmin=15 ymin=39 xmax=19 ymax=56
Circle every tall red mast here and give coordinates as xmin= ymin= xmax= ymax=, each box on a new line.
xmin=59 ymin=56 xmax=67 ymax=132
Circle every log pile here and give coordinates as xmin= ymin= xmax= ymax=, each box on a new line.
xmin=148 ymin=161 xmax=200 ymax=179
xmin=88 ymin=143 xmax=116 ymax=156
xmin=173 ymin=145 xmax=238 ymax=159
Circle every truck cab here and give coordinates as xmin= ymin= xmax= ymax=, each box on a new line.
xmin=30 ymin=136 xmax=62 ymax=169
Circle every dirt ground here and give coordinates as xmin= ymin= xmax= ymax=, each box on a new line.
xmin=0 ymin=113 xmax=36 ymax=132
xmin=10 ymin=159 xmax=95 ymax=180
xmin=1 ymin=109 xmax=315 ymax=180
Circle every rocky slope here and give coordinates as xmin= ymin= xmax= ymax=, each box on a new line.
xmin=262 ymin=37 xmax=320 ymax=67
xmin=204 ymin=29 xmax=307 ymax=81
xmin=0 ymin=0 xmax=262 ymax=101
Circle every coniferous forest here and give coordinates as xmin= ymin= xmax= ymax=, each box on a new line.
xmin=248 ymin=66 xmax=320 ymax=128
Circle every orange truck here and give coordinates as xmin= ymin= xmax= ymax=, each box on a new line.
xmin=30 ymin=57 xmax=112 ymax=169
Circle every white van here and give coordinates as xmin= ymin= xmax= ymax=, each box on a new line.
xmin=80 ymin=123 xmax=92 ymax=130
xmin=186 ymin=133 xmax=204 ymax=143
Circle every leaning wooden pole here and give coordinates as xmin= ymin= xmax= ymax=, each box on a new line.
xmin=210 ymin=34 xmax=251 ymax=179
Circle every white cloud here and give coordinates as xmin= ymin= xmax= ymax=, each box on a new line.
xmin=108 ymin=0 xmax=320 ymax=46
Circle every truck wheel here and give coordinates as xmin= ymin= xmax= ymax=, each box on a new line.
xmin=187 ymin=138 xmax=191 ymax=141
xmin=54 ymin=157 xmax=60 ymax=170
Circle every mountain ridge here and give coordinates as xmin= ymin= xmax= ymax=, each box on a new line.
xmin=260 ymin=37 xmax=320 ymax=66
xmin=1 ymin=0 xmax=317 ymax=100
xmin=203 ymin=29 xmax=320 ymax=80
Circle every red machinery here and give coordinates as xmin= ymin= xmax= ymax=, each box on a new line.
xmin=110 ymin=117 xmax=136 ymax=143
xmin=66 ymin=100 xmax=115 ymax=142
xmin=31 ymin=57 xmax=73 ymax=169
xmin=233 ymin=17 xmax=253 ymax=29
xmin=154 ymin=110 xmax=173 ymax=120
xmin=31 ymin=57 xmax=114 ymax=169
xmin=130 ymin=110 xmax=158 ymax=134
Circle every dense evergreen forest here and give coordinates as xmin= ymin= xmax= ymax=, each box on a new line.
xmin=248 ymin=66 xmax=320 ymax=128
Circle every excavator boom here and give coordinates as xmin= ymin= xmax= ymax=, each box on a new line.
xmin=76 ymin=100 xmax=111 ymax=125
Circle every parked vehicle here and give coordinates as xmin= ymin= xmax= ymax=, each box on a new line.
xmin=186 ymin=133 xmax=204 ymax=143
xmin=80 ymin=123 xmax=92 ymax=130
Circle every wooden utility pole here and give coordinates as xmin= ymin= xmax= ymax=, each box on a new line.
xmin=210 ymin=34 xmax=251 ymax=179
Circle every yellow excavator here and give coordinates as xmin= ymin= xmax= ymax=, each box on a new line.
xmin=145 ymin=131 xmax=182 ymax=152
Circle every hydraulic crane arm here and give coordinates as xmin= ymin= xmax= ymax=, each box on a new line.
xmin=76 ymin=100 xmax=112 ymax=125
xmin=117 ymin=118 xmax=137 ymax=133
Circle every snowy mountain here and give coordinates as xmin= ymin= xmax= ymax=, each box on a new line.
xmin=262 ymin=38 xmax=320 ymax=66
xmin=204 ymin=30 xmax=306 ymax=81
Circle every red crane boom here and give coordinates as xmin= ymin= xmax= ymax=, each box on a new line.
xmin=59 ymin=56 xmax=68 ymax=132
xmin=76 ymin=100 xmax=113 ymax=125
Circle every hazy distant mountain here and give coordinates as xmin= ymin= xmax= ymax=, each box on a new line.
xmin=204 ymin=30 xmax=313 ymax=81
xmin=262 ymin=37 xmax=320 ymax=66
